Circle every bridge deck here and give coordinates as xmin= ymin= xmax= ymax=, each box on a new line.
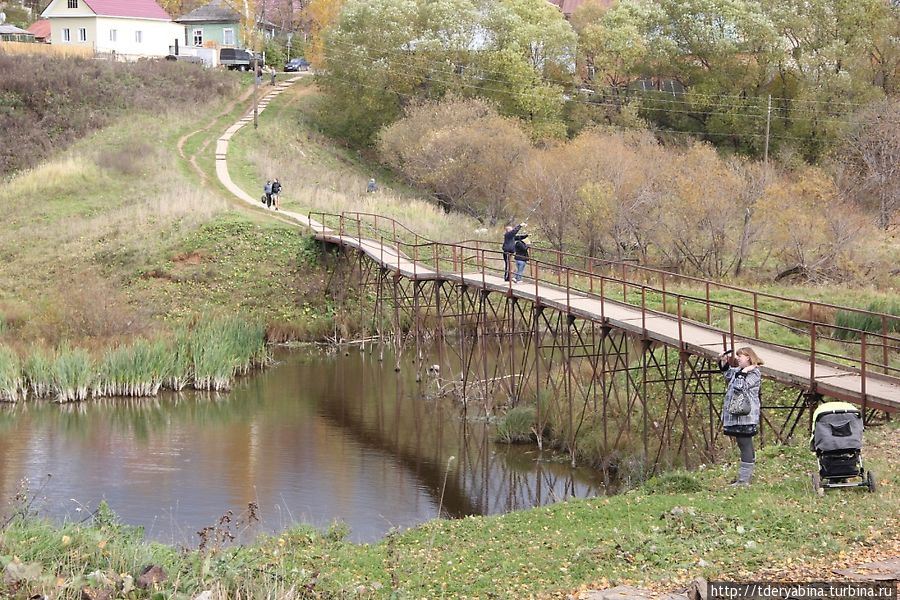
xmin=315 ymin=230 xmax=900 ymax=413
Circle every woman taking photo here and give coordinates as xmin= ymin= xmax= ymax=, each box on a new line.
xmin=719 ymin=347 xmax=764 ymax=486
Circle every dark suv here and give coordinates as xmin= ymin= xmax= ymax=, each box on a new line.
xmin=284 ymin=57 xmax=310 ymax=72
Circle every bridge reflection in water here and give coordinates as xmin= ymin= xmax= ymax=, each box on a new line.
xmin=0 ymin=349 xmax=604 ymax=543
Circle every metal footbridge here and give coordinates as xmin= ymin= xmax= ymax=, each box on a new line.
xmin=308 ymin=212 xmax=899 ymax=416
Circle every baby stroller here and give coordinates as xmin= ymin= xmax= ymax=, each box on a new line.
xmin=810 ymin=401 xmax=875 ymax=496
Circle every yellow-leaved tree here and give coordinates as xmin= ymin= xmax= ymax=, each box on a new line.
xmin=757 ymin=168 xmax=868 ymax=282
xmin=304 ymin=0 xmax=343 ymax=66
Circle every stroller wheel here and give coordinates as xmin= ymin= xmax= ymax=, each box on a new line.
xmin=811 ymin=472 xmax=823 ymax=496
xmin=866 ymin=470 xmax=876 ymax=493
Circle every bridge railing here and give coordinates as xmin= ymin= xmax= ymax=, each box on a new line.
xmin=309 ymin=211 xmax=900 ymax=402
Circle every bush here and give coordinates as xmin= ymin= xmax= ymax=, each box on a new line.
xmin=378 ymin=96 xmax=531 ymax=223
xmin=495 ymin=406 xmax=537 ymax=444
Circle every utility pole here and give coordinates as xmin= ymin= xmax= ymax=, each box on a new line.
xmin=253 ymin=54 xmax=259 ymax=130
xmin=763 ymin=94 xmax=772 ymax=165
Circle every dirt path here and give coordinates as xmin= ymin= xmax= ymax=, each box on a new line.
xmin=177 ymin=85 xmax=257 ymax=186
xmin=211 ymin=73 xmax=326 ymax=231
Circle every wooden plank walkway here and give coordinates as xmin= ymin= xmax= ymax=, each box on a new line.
xmin=315 ymin=231 xmax=900 ymax=413
xmin=210 ymin=75 xmax=899 ymax=414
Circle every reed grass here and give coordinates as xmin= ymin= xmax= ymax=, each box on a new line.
xmin=495 ymin=406 xmax=537 ymax=443
xmin=0 ymin=345 xmax=23 ymax=402
xmin=189 ymin=317 xmax=269 ymax=391
xmin=834 ymin=299 xmax=900 ymax=340
xmin=23 ymin=349 xmax=53 ymax=400
xmin=167 ymin=329 xmax=193 ymax=391
xmin=51 ymin=345 xmax=94 ymax=403
xmin=96 ymin=339 xmax=171 ymax=398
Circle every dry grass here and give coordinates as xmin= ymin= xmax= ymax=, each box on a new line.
xmin=0 ymin=41 xmax=93 ymax=58
xmin=234 ymin=85 xmax=488 ymax=243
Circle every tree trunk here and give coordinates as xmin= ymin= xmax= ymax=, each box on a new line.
xmin=734 ymin=207 xmax=752 ymax=276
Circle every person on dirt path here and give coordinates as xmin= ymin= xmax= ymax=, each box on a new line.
xmin=718 ymin=347 xmax=764 ymax=486
xmin=513 ymin=237 xmax=530 ymax=284
xmin=502 ymin=222 xmax=527 ymax=282
xmin=366 ymin=178 xmax=378 ymax=193
xmin=271 ymin=178 xmax=282 ymax=210
xmin=270 ymin=67 xmax=277 ymax=86
xmin=263 ymin=180 xmax=273 ymax=208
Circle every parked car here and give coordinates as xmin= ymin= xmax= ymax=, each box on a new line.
xmin=220 ymin=48 xmax=263 ymax=71
xmin=284 ymin=57 xmax=310 ymax=72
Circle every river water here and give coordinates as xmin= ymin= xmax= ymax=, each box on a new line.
xmin=0 ymin=349 xmax=606 ymax=543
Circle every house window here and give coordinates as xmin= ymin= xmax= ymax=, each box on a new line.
xmin=62 ymin=28 xmax=71 ymax=42
xmin=192 ymin=28 xmax=203 ymax=46
xmin=68 ymin=0 xmax=78 ymax=7
xmin=135 ymin=31 xmax=142 ymax=43
xmin=109 ymin=29 xmax=117 ymax=42
xmin=223 ymin=28 xmax=234 ymax=46
xmin=78 ymin=28 xmax=87 ymax=42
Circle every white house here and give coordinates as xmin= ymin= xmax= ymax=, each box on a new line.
xmin=41 ymin=0 xmax=183 ymax=59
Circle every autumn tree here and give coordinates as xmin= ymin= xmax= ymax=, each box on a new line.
xmin=378 ymin=97 xmax=531 ymax=223
xmin=756 ymin=168 xmax=867 ymax=281
xmin=834 ymin=99 xmax=900 ymax=230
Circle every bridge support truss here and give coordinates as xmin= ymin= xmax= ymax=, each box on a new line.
xmin=324 ymin=246 xmax=828 ymax=472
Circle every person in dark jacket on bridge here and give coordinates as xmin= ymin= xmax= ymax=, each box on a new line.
xmin=502 ymin=222 xmax=527 ymax=281
xmin=513 ymin=237 xmax=530 ymax=283
xmin=719 ymin=347 xmax=763 ymax=486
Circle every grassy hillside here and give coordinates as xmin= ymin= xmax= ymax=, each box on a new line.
xmin=0 ymin=54 xmax=236 ymax=178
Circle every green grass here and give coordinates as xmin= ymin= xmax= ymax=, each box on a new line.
xmin=51 ymin=345 xmax=94 ymax=403
xmin=495 ymin=406 xmax=537 ymax=443
xmin=1 ymin=424 xmax=897 ymax=599
xmin=0 ymin=345 xmax=22 ymax=402
xmin=23 ymin=349 xmax=53 ymax=400
xmin=834 ymin=299 xmax=900 ymax=340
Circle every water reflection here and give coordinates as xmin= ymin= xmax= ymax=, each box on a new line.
xmin=0 ymin=349 xmax=605 ymax=543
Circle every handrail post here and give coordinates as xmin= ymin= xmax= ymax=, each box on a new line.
xmin=661 ymin=272 xmax=667 ymax=313
xmin=861 ymin=333 xmax=868 ymax=414
xmin=356 ymin=217 xmax=361 ymax=246
xmin=600 ymin=277 xmax=605 ymax=321
xmin=589 ymin=260 xmax=594 ymax=294
xmin=882 ymin=315 xmax=889 ymax=375
xmin=566 ymin=268 xmax=571 ymax=313
xmin=339 ymin=214 xmax=345 ymax=240
xmin=433 ymin=244 xmax=439 ymax=276
xmin=557 ymin=250 xmax=562 ymax=285
xmin=705 ymin=281 xmax=711 ymax=324
xmin=622 ymin=263 xmax=627 ymax=302
xmin=481 ymin=249 xmax=486 ymax=288
xmin=753 ymin=292 xmax=759 ymax=339
xmin=677 ymin=295 xmax=684 ymax=351
xmin=810 ymin=309 xmax=817 ymax=391
xmin=728 ymin=305 xmax=735 ymax=354
xmin=641 ymin=286 xmax=647 ymax=337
